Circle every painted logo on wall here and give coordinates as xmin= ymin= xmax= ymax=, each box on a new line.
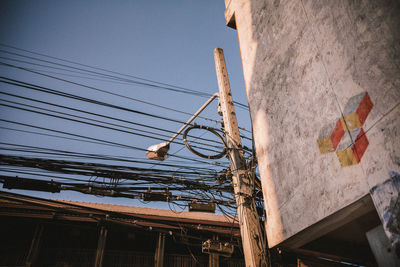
xmin=317 ymin=92 xmax=373 ymax=167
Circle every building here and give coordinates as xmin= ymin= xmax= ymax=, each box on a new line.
xmin=0 ymin=191 xmax=245 ymax=266
xmin=223 ymin=0 xmax=400 ymax=265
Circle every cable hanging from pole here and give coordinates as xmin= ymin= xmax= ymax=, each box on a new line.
xmin=183 ymin=125 xmax=227 ymax=160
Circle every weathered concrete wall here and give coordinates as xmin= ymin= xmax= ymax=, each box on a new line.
xmin=225 ymin=0 xmax=400 ymax=247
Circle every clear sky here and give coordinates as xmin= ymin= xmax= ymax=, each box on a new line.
xmin=0 ymin=0 xmax=251 ymax=210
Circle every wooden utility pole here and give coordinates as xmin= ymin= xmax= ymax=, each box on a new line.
xmin=214 ymin=48 xmax=266 ymax=267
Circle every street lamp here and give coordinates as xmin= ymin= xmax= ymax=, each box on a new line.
xmin=146 ymin=93 xmax=219 ymax=161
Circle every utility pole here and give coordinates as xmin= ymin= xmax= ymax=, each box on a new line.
xmin=214 ymin=48 xmax=266 ymax=267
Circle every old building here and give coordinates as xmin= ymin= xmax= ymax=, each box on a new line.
xmin=0 ymin=191 xmax=245 ymax=266
xmin=223 ymin=0 xmax=400 ymax=265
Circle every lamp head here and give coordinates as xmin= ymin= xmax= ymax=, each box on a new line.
xmin=146 ymin=142 xmax=170 ymax=161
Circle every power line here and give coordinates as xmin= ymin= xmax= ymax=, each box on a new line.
xmin=0 ymin=74 xmax=252 ymax=143
xmin=0 ymin=118 xmax=217 ymax=165
xmin=0 ymin=55 xmax=221 ymax=123
xmin=0 ymin=75 xmax=194 ymax=125
xmin=0 ymin=142 xmax=224 ymax=172
xmin=0 ymin=100 xmax=226 ymax=154
xmin=0 ymin=44 xmax=255 ymax=210
xmin=0 ymin=43 xmax=250 ymax=109
xmin=0 ymin=44 xmax=210 ymax=94
xmin=0 ymin=49 xmax=209 ymax=97
xmin=0 ymin=154 xmax=232 ymax=191
xmin=0 ymin=90 xmax=227 ymax=146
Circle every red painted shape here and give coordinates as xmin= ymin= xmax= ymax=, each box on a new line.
xmin=330 ymin=119 xmax=345 ymax=150
xmin=352 ymin=128 xmax=369 ymax=163
xmin=356 ymin=92 xmax=373 ymax=126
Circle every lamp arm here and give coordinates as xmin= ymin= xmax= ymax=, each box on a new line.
xmin=168 ymin=92 xmax=219 ymax=144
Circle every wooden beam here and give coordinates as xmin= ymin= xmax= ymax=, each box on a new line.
xmin=94 ymin=225 xmax=108 ymax=267
xmin=154 ymin=232 xmax=165 ymax=267
xmin=209 ymin=253 xmax=219 ymax=267
xmin=25 ymin=224 xmax=44 ymax=267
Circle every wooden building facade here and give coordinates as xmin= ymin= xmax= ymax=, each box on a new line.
xmin=0 ymin=191 xmax=245 ymax=267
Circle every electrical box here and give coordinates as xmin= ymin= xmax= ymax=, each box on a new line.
xmin=141 ymin=191 xmax=171 ymax=202
xmin=3 ymin=177 xmax=60 ymax=193
xmin=202 ymin=239 xmax=234 ymax=257
xmin=188 ymin=202 xmax=216 ymax=213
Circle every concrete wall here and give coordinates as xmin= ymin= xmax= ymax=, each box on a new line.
xmin=224 ymin=0 xmax=400 ymax=247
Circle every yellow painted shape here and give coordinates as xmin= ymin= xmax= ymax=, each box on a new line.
xmin=317 ymin=137 xmax=334 ymax=154
xmin=341 ymin=113 xmax=361 ymax=131
xmin=336 ymin=148 xmax=358 ymax=167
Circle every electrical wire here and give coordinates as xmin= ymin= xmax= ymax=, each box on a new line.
xmin=0 ymin=44 xmax=259 ymax=215
xmin=0 ymin=91 xmax=227 ymax=146
xmin=0 ymin=75 xmax=253 ymax=144
xmin=0 ymin=43 xmax=250 ymax=109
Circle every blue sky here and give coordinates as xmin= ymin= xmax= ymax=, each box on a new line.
xmin=0 ymin=0 xmax=251 ymax=210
